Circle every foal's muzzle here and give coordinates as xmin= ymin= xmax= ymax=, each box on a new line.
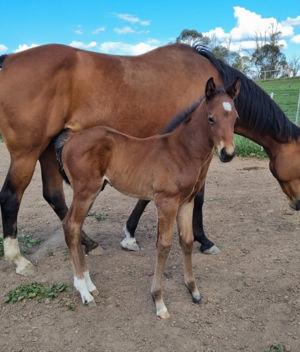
xmin=219 ymin=147 xmax=236 ymax=163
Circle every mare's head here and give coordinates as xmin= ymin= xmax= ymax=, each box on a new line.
xmin=204 ymin=77 xmax=240 ymax=162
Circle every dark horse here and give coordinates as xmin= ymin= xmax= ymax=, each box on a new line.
xmin=54 ymin=77 xmax=239 ymax=317
xmin=0 ymin=43 xmax=299 ymax=275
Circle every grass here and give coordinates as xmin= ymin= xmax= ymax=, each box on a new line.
xmin=0 ymin=233 xmax=41 ymax=257
xmin=87 ymin=211 xmax=108 ymax=221
xmin=234 ymin=77 xmax=300 ymax=157
xmin=5 ymin=281 xmax=72 ymax=304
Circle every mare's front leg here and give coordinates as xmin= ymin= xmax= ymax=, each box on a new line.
xmin=39 ymin=146 xmax=101 ymax=254
xmin=63 ymin=193 xmax=99 ymax=306
xmin=121 ymin=199 xmax=150 ymax=251
xmin=0 ymin=155 xmax=38 ymax=275
xmin=177 ymin=200 xmax=201 ymax=303
xmin=193 ymin=185 xmax=220 ymax=254
xmin=151 ymin=196 xmax=179 ymax=319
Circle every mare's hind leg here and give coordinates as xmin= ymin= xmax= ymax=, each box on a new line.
xmin=0 ymin=156 xmax=38 ymax=275
xmin=177 ymin=200 xmax=201 ymax=304
xmin=39 ymin=146 xmax=101 ymax=254
xmin=193 ymin=186 xmax=220 ymax=254
xmin=151 ymin=196 xmax=178 ymax=319
xmin=121 ymin=199 xmax=150 ymax=251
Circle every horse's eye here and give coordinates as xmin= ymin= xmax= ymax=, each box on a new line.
xmin=208 ymin=116 xmax=215 ymax=125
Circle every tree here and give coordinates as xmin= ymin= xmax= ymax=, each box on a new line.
xmin=176 ymin=29 xmax=210 ymax=47
xmin=251 ymin=28 xmax=287 ymax=79
xmin=289 ymin=56 xmax=300 ymax=78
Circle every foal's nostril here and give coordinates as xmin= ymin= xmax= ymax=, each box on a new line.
xmin=219 ymin=148 xmax=235 ymax=163
xmin=295 ymin=199 xmax=300 ymax=211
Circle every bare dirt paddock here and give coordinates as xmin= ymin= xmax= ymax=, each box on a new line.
xmin=0 ymin=142 xmax=299 ymax=352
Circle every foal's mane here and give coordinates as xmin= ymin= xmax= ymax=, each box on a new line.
xmin=193 ymin=45 xmax=300 ymax=142
xmin=159 ymin=100 xmax=201 ymax=134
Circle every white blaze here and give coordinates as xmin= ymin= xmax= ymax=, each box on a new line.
xmin=223 ymin=102 xmax=232 ymax=112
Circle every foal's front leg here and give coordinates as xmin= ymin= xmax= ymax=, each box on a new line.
xmin=151 ymin=196 xmax=178 ymax=319
xmin=177 ymin=200 xmax=201 ymax=303
xmin=63 ymin=196 xmax=98 ymax=306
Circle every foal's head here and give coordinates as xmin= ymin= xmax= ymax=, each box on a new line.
xmin=204 ymin=77 xmax=240 ymax=162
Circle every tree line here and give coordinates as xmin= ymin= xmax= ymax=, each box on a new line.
xmin=176 ymin=28 xmax=300 ymax=80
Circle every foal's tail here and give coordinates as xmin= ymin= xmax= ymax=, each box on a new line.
xmin=0 ymin=55 xmax=7 ymax=69
xmin=52 ymin=128 xmax=72 ymax=184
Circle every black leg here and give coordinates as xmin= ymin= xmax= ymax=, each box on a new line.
xmin=193 ymin=185 xmax=216 ymax=253
xmin=125 ymin=199 xmax=150 ymax=237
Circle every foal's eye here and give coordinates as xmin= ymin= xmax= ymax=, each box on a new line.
xmin=208 ymin=116 xmax=215 ymax=125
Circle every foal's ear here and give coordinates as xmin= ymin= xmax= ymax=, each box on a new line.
xmin=205 ymin=77 xmax=216 ymax=100
xmin=226 ymin=78 xmax=241 ymax=100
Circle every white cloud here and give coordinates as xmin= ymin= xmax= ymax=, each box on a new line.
xmin=0 ymin=44 xmax=8 ymax=54
xmin=99 ymin=41 xmax=158 ymax=55
xmin=114 ymin=26 xmax=135 ymax=35
xmin=75 ymin=25 xmax=83 ymax=35
xmin=203 ymin=7 xmax=295 ymax=52
xmin=115 ymin=14 xmax=140 ymax=24
xmin=291 ymin=34 xmax=300 ymax=44
xmin=114 ymin=13 xmax=150 ymax=26
xmin=14 ymin=43 xmax=39 ymax=53
xmin=92 ymin=27 xmax=105 ymax=34
xmin=69 ymin=41 xmax=98 ymax=49
xmin=282 ymin=16 xmax=300 ymax=27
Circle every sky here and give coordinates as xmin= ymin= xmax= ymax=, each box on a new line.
xmin=0 ymin=1 xmax=299 ymax=63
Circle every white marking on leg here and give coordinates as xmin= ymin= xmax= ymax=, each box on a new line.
xmin=74 ymin=276 xmax=94 ymax=305
xmin=83 ymin=271 xmax=97 ymax=292
xmin=223 ymin=102 xmax=232 ymax=112
xmin=155 ymin=299 xmax=170 ymax=319
xmin=120 ymin=226 xmax=140 ymax=251
xmin=4 ymin=237 xmax=35 ymax=275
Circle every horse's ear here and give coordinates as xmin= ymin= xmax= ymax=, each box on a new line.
xmin=226 ymin=78 xmax=241 ymax=100
xmin=205 ymin=77 xmax=216 ymax=100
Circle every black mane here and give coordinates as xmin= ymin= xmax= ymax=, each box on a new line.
xmin=194 ymin=45 xmax=300 ymax=142
xmin=0 ymin=55 xmax=7 ymax=69
xmin=159 ymin=99 xmax=201 ymax=134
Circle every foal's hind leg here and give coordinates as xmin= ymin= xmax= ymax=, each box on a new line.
xmin=0 ymin=156 xmax=38 ymax=275
xmin=121 ymin=199 xmax=150 ymax=251
xmin=177 ymin=200 xmax=201 ymax=304
xmin=39 ymin=146 xmax=101 ymax=254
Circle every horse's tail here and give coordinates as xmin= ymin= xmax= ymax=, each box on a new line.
xmin=52 ymin=128 xmax=72 ymax=184
xmin=0 ymin=55 xmax=7 ymax=69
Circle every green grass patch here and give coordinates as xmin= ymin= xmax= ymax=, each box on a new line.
xmin=257 ymin=77 xmax=300 ymax=124
xmin=234 ymin=135 xmax=266 ymax=158
xmin=5 ymin=281 xmax=72 ymax=304
xmin=87 ymin=211 xmax=108 ymax=221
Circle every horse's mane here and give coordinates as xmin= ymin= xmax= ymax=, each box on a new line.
xmin=0 ymin=55 xmax=7 ymax=69
xmin=159 ymin=100 xmax=201 ymax=135
xmin=193 ymin=45 xmax=300 ymax=142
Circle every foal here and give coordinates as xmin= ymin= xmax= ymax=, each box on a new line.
xmin=55 ymin=77 xmax=240 ymax=318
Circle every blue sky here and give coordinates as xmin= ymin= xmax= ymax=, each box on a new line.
xmin=1 ymin=1 xmax=299 ymax=62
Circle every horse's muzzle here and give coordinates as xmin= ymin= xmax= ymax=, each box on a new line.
xmin=219 ymin=147 xmax=236 ymax=163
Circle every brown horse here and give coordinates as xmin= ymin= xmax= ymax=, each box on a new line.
xmin=0 ymin=43 xmax=299 ymax=276
xmin=54 ymin=77 xmax=240 ymax=317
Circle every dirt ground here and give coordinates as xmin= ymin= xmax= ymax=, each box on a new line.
xmin=0 ymin=142 xmax=299 ymax=352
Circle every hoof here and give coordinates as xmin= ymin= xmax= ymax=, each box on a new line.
xmin=158 ymin=310 xmax=170 ymax=319
xmin=120 ymin=237 xmax=140 ymax=251
xmin=88 ymin=246 xmax=104 ymax=256
xmin=86 ymin=299 xmax=96 ymax=307
xmin=192 ymin=294 xmax=203 ymax=304
xmin=91 ymin=289 xmax=99 ymax=297
xmin=202 ymin=245 xmax=221 ymax=255
xmin=16 ymin=261 xmax=37 ymax=276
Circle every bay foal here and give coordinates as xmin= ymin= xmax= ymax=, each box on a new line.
xmin=55 ymin=77 xmax=240 ymax=318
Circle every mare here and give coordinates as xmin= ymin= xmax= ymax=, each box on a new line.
xmin=54 ymin=77 xmax=240 ymax=318
xmin=0 ymin=43 xmax=299 ymax=276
